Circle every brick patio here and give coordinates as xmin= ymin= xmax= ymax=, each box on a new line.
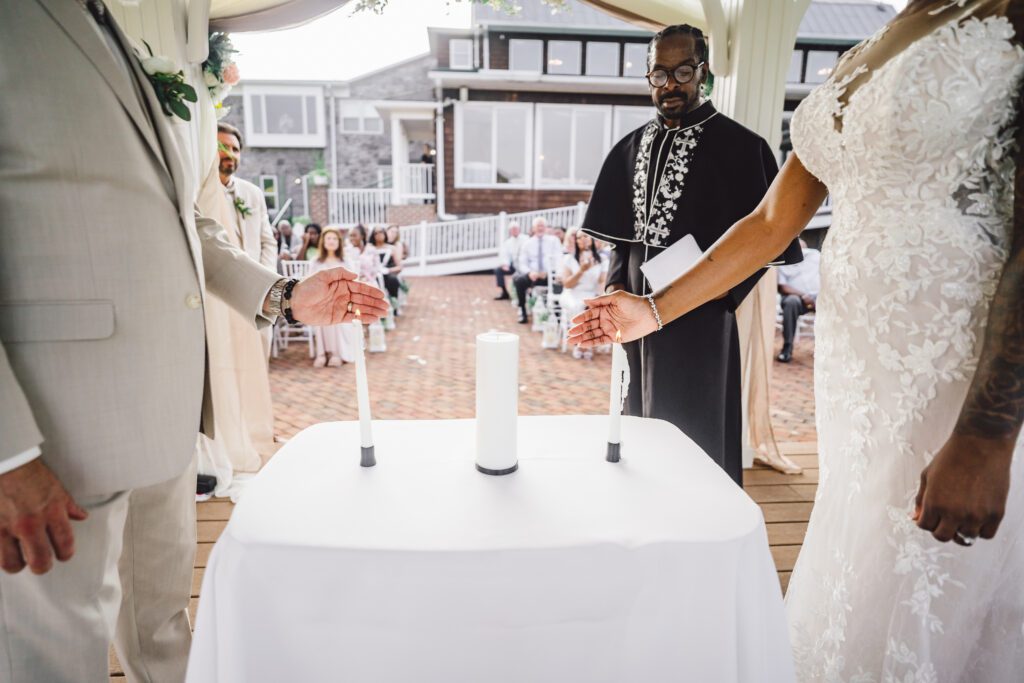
xmin=109 ymin=274 xmax=817 ymax=679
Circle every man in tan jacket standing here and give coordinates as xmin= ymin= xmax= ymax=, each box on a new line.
xmin=0 ymin=2 xmax=387 ymax=681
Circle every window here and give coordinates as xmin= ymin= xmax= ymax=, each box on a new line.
xmin=547 ymin=40 xmax=581 ymax=75
xmin=805 ymin=50 xmax=838 ymax=84
xmin=586 ymin=42 xmax=619 ymax=77
xmin=509 ymin=39 xmax=543 ymax=72
xmin=787 ymin=50 xmax=804 ymax=83
xmin=535 ymin=105 xmax=611 ymax=189
xmin=613 ymin=106 xmax=655 ymax=140
xmin=455 ymin=102 xmax=532 ymax=187
xmin=260 ymin=175 xmax=279 ymax=213
xmin=338 ymin=102 xmax=383 ymax=135
xmin=244 ymin=86 xmax=325 ymax=147
xmin=449 ymin=38 xmax=474 ymax=70
xmin=622 ymin=43 xmax=648 ymax=78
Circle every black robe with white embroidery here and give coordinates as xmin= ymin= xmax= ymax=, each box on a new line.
xmin=581 ymin=101 xmax=802 ymax=486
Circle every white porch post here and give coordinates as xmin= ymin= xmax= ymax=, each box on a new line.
xmin=390 ymin=117 xmax=408 ymax=206
xmin=709 ymin=0 xmax=811 ymax=470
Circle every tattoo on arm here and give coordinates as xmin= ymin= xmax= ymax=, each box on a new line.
xmin=953 ymin=113 xmax=1024 ymax=441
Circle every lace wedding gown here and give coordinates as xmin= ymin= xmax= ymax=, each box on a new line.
xmin=787 ymin=9 xmax=1024 ymax=682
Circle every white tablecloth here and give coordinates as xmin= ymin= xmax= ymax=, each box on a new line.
xmin=187 ymin=416 xmax=795 ymax=682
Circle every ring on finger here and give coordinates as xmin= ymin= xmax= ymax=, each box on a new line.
xmin=954 ymin=531 xmax=976 ymax=546
xmin=346 ymin=302 xmax=354 ymax=314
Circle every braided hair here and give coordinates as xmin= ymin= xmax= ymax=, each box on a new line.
xmin=647 ymin=24 xmax=708 ymax=69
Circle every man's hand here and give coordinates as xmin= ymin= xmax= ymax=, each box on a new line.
xmin=288 ymin=267 xmax=388 ymax=325
xmin=801 ymin=293 xmax=815 ymax=310
xmin=502 ymin=265 xmax=512 ymax=273
xmin=567 ymin=290 xmax=658 ymax=348
xmin=0 ymin=459 xmax=87 ymax=574
xmin=913 ymin=434 xmax=1014 ymax=545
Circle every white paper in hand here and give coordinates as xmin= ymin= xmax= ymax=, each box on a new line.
xmin=640 ymin=233 xmax=703 ymax=292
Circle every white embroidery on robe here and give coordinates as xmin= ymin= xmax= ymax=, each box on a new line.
xmin=631 ymin=121 xmax=704 ymax=247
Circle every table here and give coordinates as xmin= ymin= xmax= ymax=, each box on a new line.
xmin=186 ymin=416 xmax=795 ymax=682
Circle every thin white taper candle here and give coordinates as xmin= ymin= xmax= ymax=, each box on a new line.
xmin=353 ymin=316 xmax=373 ymax=449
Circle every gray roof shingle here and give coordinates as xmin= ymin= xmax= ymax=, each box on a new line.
xmin=472 ymin=0 xmax=897 ymax=42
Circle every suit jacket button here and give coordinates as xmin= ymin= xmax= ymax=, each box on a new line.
xmin=185 ymin=294 xmax=202 ymax=310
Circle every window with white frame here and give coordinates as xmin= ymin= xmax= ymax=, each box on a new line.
xmin=622 ymin=43 xmax=648 ymax=78
xmin=547 ymin=41 xmax=581 ymax=75
xmin=509 ymin=39 xmax=543 ymax=72
xmin=613 ymin=106 xmax=655 ymax=140
xmin=449 ymin=38 xmax=474 ymax=70
xmin=260 ymin=175 xmax=279 ymax=212
xmin=455 ymin=102 xmax=531 ymax=187
xmin=586 ymin=42 xmax=620 ymax=77
xmin=805 ymin=50 xmax=839 ymax=84
xmin=244 ymin=86 xmax=326 ymax=147
xmin=535 ymin=105 xmax=611 ymax=189
xmin=338 ymin=102 xmax=383 ymax=135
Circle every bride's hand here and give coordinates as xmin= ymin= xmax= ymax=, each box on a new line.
xmin=913 ymin=433 xmax=1014 ymax=545
xmin=567 ymin=291 xmax=658 ymax=348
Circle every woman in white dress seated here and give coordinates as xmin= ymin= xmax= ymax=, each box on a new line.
xmin=559 ymin=231 xmax=606 ymax=360
xmin=311 ymin=228 xmax=359 ymax=368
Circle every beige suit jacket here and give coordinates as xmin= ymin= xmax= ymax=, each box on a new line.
xmin=230 ymin=177 xmax=278 ymax=270
xmin=0 ymin=0 xmax=281 ymax=496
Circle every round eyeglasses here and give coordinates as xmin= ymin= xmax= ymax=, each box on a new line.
xmin=646 ymin=62 xmax=705 ymax=88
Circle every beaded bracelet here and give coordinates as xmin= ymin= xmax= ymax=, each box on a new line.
xmin=646 ymin=293 xmax=664 ymax=331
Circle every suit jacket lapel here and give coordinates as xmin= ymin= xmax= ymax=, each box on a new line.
xmin=35 ymin=0 xmax=168 ymax=177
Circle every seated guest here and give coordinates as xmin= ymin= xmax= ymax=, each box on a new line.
xmin=776 ymin=239 xmax=821 ymax=363
xmin=298 ymin=222 xmax=322 ymax=261
xmin=594 ymin=237 xmax=612 ymax=263
xmin=559 ymin=231 xmax=606 ymax=360
xmin=386 ymin=224 xmax=409 ymax=261
xmin=276 ymin=219 xmax=302 ymax=264
xmin=370 ymin=225 xmax=402 ymax=304
xmin=494 ymin=222 xmax=525 ymax=300
xmin=562 ymin=226 xmax=579 ymax=254
xmin=512 ymin=217 xmax=563 ymax=324
xmin=348 ymin=224 xmax=381 ymax=282
xmin=551 ymin=225 xmax=567 ymax=251
xmin=311 ymin=229 xmax=360 ymax=367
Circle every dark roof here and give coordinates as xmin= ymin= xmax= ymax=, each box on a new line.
xmin=472 ymin=0 xmax=649 ymax=35
xmin=798 ymin=1 xmax=896 ymax=41
xmin=472 ymin=0 xmax=896 ymax=42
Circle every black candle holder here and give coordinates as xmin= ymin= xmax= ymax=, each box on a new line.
xmin=475 ymin=463 xmax=518 ymax=476
xmin=606 ymin=442 xmax=621 ymax=463
xmin=361 ymin=445 xmax=376 ymax=468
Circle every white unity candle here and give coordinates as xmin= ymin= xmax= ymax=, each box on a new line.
xmin=607 ymin=335 xmax=628 ymax=452
xmin=475 ymin=332 xmax=519 ymax=475
xmin=353 ymin=317 xmax=373 ymax=449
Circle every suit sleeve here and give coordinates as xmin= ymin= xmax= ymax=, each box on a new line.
xmin=0 ymin=342 xmax=44 ymax=462
xmin=257 ymin=197 xmax=277 ymax=270
xmin=194 ymin=206 xmax=281 ymax=329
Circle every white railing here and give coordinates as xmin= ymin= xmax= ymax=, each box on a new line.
xmin=400 ymin=203 xmax=587 ymax=272
xmin=375 ymin=164 xmax=435 ymax=203
xmin=328 ymin=189 xmax=390 ymax=226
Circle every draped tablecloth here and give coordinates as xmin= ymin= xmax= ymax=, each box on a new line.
xmin=186 ymin=416 xmax=795 ymax=682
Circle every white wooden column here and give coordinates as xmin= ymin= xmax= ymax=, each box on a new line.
xmin=708 ymin=0 xmax=811 ymax=469
xmin=390 ymin=117 xmax=409 ymax=206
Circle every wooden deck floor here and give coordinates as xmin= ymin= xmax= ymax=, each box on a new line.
xmin=108 ymin=443 xmax=816 ymax=679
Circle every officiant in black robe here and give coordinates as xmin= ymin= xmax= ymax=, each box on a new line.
xmin=580 ymin=25 xmax=801 ymax=485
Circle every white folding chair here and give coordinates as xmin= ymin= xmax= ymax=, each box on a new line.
xmin=275 ymin=261 xmax=315 ymax=358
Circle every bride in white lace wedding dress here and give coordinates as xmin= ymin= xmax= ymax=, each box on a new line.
xmin=569 ymin=1 xmax=1024 ymax=679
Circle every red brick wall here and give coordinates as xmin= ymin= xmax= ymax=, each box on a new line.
xmin=309 ymin=185 xmax=329 ymax=225
xmin=387 ymin=204 xmax=437 ymax=226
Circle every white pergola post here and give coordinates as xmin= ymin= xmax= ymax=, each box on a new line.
xmin=707 ymin=0 xmax=811 ymax=469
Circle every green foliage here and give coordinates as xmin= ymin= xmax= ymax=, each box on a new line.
xmin=148 ymin=71 xmax=197 ymax=122
xmin=203 ymin=32 xmax=238 ymax=81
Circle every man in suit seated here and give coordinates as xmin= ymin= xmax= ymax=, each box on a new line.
xmin=512 ymin=217 xmax=563 ymax=324
xmin=493 ymin=222 xmax=525 ymax=300
xmin=776 ymin=239 xmax=821 ymax=363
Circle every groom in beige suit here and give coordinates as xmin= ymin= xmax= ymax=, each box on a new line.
xmin=0 ymin=2 xmax=387 ymax=682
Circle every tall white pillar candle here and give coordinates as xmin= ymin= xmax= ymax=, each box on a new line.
xmin=353 ymin=318 xmax=373 ymax=449
xmin=475 ymin=332 xmax=519 ymax=475
xmin=608 ymin=340 xmax=628 ymax=447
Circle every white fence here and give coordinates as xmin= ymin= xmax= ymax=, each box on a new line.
xmin=328 ymin=189 xmax=390 ymax=226
xmin=400 ymin=203 xmax=586 ymax=276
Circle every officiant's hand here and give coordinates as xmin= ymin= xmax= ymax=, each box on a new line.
xmin=567 ymin=291 xmax=658 ymax=347
xmin=913 ymin=434 xmax=1013 ymax=545
xmin=0 ymin=459 xmax=88 ymax=574
xmin=290 ymin=266 xmax=388 ymax=325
